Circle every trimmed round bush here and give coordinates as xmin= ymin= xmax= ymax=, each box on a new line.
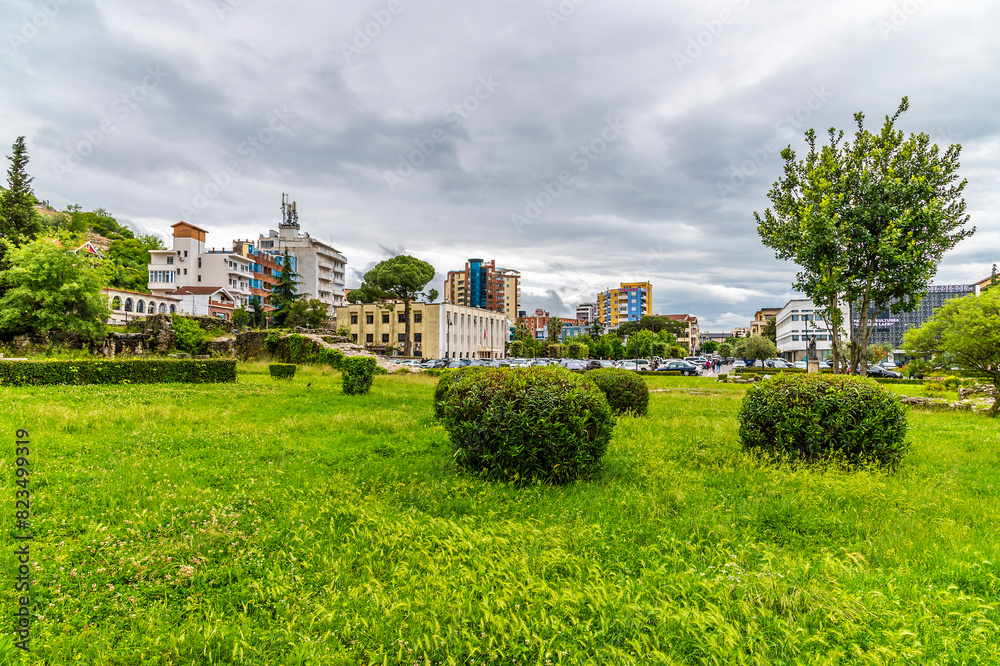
xmin=341 ymin=356 xmax=377 ymax=395
xmin=586 ymin=368 xmax=650 ymax=416
xmin=442 ymin=367 xmax=615 ymax=484
xmin=738 ymin=374 xmax=908 ymax=468
xmin=268 ymin=363 xmax=296 ymax=379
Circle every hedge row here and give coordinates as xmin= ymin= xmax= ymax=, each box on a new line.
xmin=0 ymin=360 xmax=237 ymax=386
xmin=739 ymin=368 xmax=807 ymax=375
xmin=269 ymin=364 xmax=296 ymax=379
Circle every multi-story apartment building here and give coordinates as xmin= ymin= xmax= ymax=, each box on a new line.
xmin=254 ymin=203 xmax=347 ymax=317
xmin=576 ymin=302 xmax=597 ymax=324
xmin=336 ymin=302 xmax=508 ymax=359
xmin=665 ymin=314 xmax=699 ymax=353
xmin=731 ymin=326 xmax=751 ymax=338
xmin=232 ymin=240 xmax=290 ymax=304
xmin=750 ymin=308 xmax=781 ymax=337
xmin=517 ymin=309 xmax=585 ymax=341
xmin=774 ymin=298 xmax=851 ymax=362
xmin=147 ymin=222 xmax=253 ymax=305
xmin=444 ymin=259 xmax=520 ymax=321
xmin=597 ymin=282 xmax=652 ymax=327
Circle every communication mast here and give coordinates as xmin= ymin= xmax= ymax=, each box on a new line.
xmin=280 ymin=192 xmax=299 ymax=229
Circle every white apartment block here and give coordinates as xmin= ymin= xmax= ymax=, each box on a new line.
xmin=147 ymin=222 xmax=252 ymax=305
xmin=775 ymin=298 xmax=850 ymax=362
xmin=254 ymin=225 xmax=348 ymax=317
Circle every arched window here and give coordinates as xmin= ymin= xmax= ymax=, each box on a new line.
xmin=136 ymin=300 xmax=145 ymax=314
xmin=111 ymin=297 xmax=122 ymax=311
xmin=159 ymin=303 xmax=166 ymax=313
xmin=125 ymin=298 xmax=134 ymax=312
xmin=169 ymin=305 xmax=176 ymax=313
xmin=148 ymin=301 xmax=155 ymax=313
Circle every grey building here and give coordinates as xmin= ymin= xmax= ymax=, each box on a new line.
xmin=862 ymin=284 xmax=978 ymax=350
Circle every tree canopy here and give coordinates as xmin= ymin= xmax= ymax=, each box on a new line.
xmin=903 ymin=290 xmax=1000 ymax=416
xmin=0 ymin=236 xmax=109 ymax=341
xmin=735 ymin=335 xmax=777 ymax=365
xmin=270 ymin=250 xmax=300 ymax=327
xmin=755 ymin=97 xmax=973 ymax=375
xmin=350 ymin=255 xmax=437 ymax=355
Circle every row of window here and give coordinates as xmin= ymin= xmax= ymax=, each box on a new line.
xmin=149 ymin=271 xmax=175 ymax=283
xmin=790 ymin=334 xmax=828 ymax=341
xmin=358 ymin=333 xmax=423 ymax=344
xmin=350 ymin=312 xmax=423 ymax=325
xmin=790 ymin=314 xmax=821 ymax=321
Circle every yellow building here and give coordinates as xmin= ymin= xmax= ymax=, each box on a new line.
xmin=597 ymin=281 xmax=652 ymax=327
xmin=335 ymin=302 xmax=507 ymax=359
xmin=750 ymin=308 xmax=781 ymax=336
xmin=666 ymin=314 xmax=700 ymax=354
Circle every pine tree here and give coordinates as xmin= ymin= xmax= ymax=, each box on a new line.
xmin=1 ymin=136 xmax=42 ymax=247
xmin=270 ymin=250 xmax=300 ymax=327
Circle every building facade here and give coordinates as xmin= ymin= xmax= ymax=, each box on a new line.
xmin=104 ymin=288 xmax=182 ymax=325
xmin=861 ymin=284 xmax=978 ymax=351
xmin=336 ymin=302 xmax=508 ymax=359
xmin=665 ymin=314 xmax=699 ymax=353
xmin=774 ymin=298 xmax=850 ymax=362
xmin=147 ymin=222 xmax=253 ymax=305
xmin=750 ymin=308 xmax=781 ymax=337
xmin=255 ymin=226 xmax=347 ymax=316
xmin=444 ymin=259 xmax=520 ymax=321
xmin=597 ymin=282 xmax=652 ymax=327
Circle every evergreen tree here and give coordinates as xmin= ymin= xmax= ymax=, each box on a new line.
xmin=0 ymin=136 xmax=43 ymax=274
xmin=270 ymin=250 xmax=301 ymax=326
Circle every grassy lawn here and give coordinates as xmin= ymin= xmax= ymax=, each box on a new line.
xmin=2 ymin=366 xmax=999 ymax=664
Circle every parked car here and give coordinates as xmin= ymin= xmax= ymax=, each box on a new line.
xmin=596 ymin=359 xmax=617 ymax=368
xmin=732 ymin=359 xmax=746 ymax=369
xmin=793 ymin=360 xmax=808 ymax=369
xmin=866 ymin=365 xmax=903 ymax=379
xmin=618 ymin=360 xmax=641 ymax=371
xmin=584 ymin=360 xmax=603 ymax=371
xmin=766 ymin=358 xmax=795 ymax=368
xmin=488 ymin=358 xmax=510 ymax=367
xmin=657 ymin=361 xmax=702 ymax=376
xmin=561 ymin=359 xmax=588 ymax=370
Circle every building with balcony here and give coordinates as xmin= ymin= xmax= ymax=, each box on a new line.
xmin=336 ymin=302 xmax=508 ymax=359
xmin=576 ymin=302 xmax=597 ymax=324
xmin=665 ymin=314 xmax=699 ymax=353
xmin=597 ymin=282 xmax=652 ymax=327
xmin=147 ymin=222 xmax=252 ymax=305
xmin=444 ymin=259 xmax=520 ymax=321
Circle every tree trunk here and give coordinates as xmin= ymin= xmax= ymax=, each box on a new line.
xmin=403 ymin=299 xmax=411 ymax=356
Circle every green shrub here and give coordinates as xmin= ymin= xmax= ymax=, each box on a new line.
xmin=433 ymin=367 xmax=488 ymax=419
xmin=0 ymin=359 xmax=236 ymax=386
xmin=738 ymin=374 xmax=908 ymax=469
xmin=943 ymin=376 xmax=961 ymax=389
xmin=171 ymin=314 xmax=208 ymax=355
xmin=717 ymin=373 xmax=727 ymax=381
xmin=585 ymin=368 xmax=649 ymax=416
xmin=924 ymin=380 xmax=948 ymax=393
xmin=342 ymin=356 xmax=377 ymax=395
xmin=269 ymin=363 xmax=296 ymax=379
xmin=441 ymin=367 xmax=615 ymax=484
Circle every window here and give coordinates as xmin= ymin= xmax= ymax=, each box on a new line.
xmin=365 ymin=333 xmax=374 ymax=343
xmin=414 ymin=313 xmax=422 ymax=323
xmin=382 ymin=334 xmax=390 ymax=343
xmin=183 ymin=269 xmax=187 ymax=275
xmin=351 ymin=334 xmax=357 ymax=342
xmin=398 ymin=333 xmax=406 ymax=343
xmin=792 ymin=335 xmax=799 ymax=341
xmin=183 ymin=250 xmax=188 ymax=257
xmin=366 ymin=314 xmax=374 ymax=324
xmin=197 ymin=275 xmax=201 ymax=282
xmin=414 ymin=333 xmax=422 ymax=342
xmin=111 ymin=297 xmax=121 ymax=310
xmin=167 ymin=256 xmax=174 ymax=265
xmin=791 ymin=314 xmax=799 ymax=321
xmin=350 ymin=315 xmax=358 ymax=324
xmin=198 ymin=258 xmax=202 ymax=268
xmin=169 ymin=305 xmax=176 ymax=313
xmin=137 ymin=301 xmax=145 ymax=314
xmin=398 ymin=313 xmax=406 ymax=323
xmin=382 ymin=314 xmax=390 ymax=324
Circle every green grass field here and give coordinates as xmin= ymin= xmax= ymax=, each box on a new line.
xmin=2 ymin=366 xmax=999 ymax=664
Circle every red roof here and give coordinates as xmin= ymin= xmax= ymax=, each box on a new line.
xmin=171 ymin=286 xmax=229 ymax=296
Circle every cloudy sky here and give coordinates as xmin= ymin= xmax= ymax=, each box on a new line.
xmin=3 ymin=0 xmax=998 ymax=329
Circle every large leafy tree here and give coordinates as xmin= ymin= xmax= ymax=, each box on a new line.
xmin=756 ymin=98 xmax=973 ymax=376
xmin=349 ymin=255 xmax=436 ymax=356
xmin=104 ymin=236 xmax=165 ymax=293
xmin=270 ymin=250 xmax=301 ymax=327
xmin=761 ymin=318 xmax=777 ymax=344
xmin=735 ymin=335 xmax=777 ymax=365
xmin=903 ymin=290 xmax=1000 ymax=417
xmin=0 ymin=236 xmax=109 ymax=341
